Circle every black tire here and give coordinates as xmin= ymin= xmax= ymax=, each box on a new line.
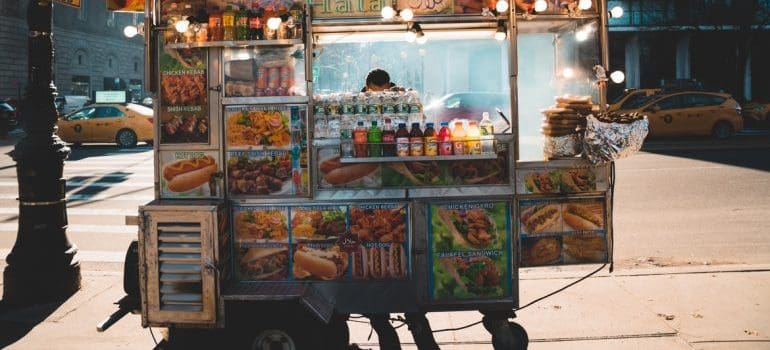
xmin=713 ymin=121 xmax=733 ymax=139
xmin=509 ymin=322 xmax=529 ymax=350
xmin=116 ymin=129 xmax=138 ymax=148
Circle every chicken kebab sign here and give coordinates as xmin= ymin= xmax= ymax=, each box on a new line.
xmin=159 ymin=45 xmax=210 ymax=145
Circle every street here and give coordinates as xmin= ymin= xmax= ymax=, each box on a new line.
xmin=0 ymin=133 xmax=768 ymax=349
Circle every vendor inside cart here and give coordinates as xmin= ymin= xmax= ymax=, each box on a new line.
xmin=361 ymin=68 xmax=404 ymax=93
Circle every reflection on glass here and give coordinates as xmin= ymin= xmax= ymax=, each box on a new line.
xmin=314 ymin=34 xmax=512 ymax=132
xmin=222 ymin=45 xmax=306 ymax=98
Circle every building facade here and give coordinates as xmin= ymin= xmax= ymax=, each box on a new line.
xmin=608 ymin=0 xmax=770 ymax=102
xmin=0 ymin=0 xmax=145 ymax=102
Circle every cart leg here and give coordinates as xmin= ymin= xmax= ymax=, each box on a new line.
xmin=366 ymin=313 xmax=402 ymax=350
xmin=404 ymin=312 xmax=440 ymax=350
xmin=482 ymin=311 xmax=528 ymax=350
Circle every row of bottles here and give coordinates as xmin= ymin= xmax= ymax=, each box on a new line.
xmin=313 ymin=91 xmax=423 ymax=139
xmin=165 ymin=1 xmax=303 ymax=44
xmin=340 ymin=114 xmax=495 ymax=158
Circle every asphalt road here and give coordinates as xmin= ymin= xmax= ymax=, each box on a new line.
xmin=0 ymin=133 xmax=768 ymax=271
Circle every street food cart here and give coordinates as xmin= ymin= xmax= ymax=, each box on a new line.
xmin=99 ymin=0 xmax=648 ymax=348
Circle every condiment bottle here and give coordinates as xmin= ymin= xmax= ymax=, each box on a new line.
xmin=208 ymin=6 xmax=223 ymax=41
xmin=409 ymin=122 xmax=424 ymax=156
xmin=479 ymin=112 xmax=495 ymax=154
xmin=353 ymin=121 xmax=368 ymax=158
xmin=466 ymin=120 xmax=481 ymax=155
xmin=368 ymin=121 xmax=383 ymax=157
xmin=235 ymin=3 xmax=249 ymax=40
xmin=395 ymin=123 xmax=410 ymax=157
xmin=438 ymin=121 xmax=453 ymax=155
xmin=382 ymin=117 xmax=396 ymax=156
xmin=196 ymin=23 xmax=208 ymax=43
xmin=248 ymin=2 xmax=262 ymax=40
xmin=222 ymin=4 xmax=235 ymax=41
xmin=424 ymin=123 xmax=437 ymax=156
xmin=451 ymin=121 xmax=466 ymax=155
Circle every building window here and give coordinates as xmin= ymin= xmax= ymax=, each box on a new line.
xmin=107 ymin=12 xmax=116 ymax=28
xmin=134 ymin=61 xmax=139 ymax=72
xmin=78 ymin=55 xmax=83 ymax=65
xmin=71 ymin=75 xmax=90 ymax=96
xmin=109 ymin=58 xmax=113 ymax=69
xmin=77 ymin=2 xmax=87 ymax=21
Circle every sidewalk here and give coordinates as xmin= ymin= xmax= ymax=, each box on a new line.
xmin=1 ymin=263 xmax=768 ymax=349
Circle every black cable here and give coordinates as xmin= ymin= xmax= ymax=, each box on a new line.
xmin=515 ymin=263 xmax=607 ymax=312
xmin=149 ymin=327 xmax=159 ymax=346
xmin=432 ymin=320 xmax=484 ymax=333
xmin=609 ymin=161 xmax=616 ymax=273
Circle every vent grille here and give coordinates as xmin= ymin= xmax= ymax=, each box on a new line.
xmin=157 ymin=222 xmax=203 ymax=313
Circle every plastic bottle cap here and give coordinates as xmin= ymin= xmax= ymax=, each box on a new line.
xmin=357 ymin=121 xmax=364 ymax=126
xmin=371 ymin=121 xmax=378 ymax=126
xmin=398 ymin=123 xmax=406 ymax=127
xmin=469 ymin=121 xmax=478 ymax=125
xmin=426 ymin=123 xmax=434 ymax=128
xmin=455 ymin=121 xmax=463 ymax=126
xmin=440 ymin=122 xmax=448 ymax=126
xmin=411 ymin=122 xmax=420 ymax=127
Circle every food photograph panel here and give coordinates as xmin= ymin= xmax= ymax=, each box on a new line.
xmin=349 ymin=203 xmax=408 ymax=243
xmin=520 ymin=236 xmax=563 ymax=267
xmin=225 ymin=105 xmax=297 ymax=150
xmin=292 ymin=243 xmax=349 ymax=281
xmin=235 ymin=243 xmax=291 ymax=281
xmin=159 ymin=151 xmax=221 ymax=199
xmin=351 ymin=243 xmax=408 ymax=280
xmin=227 ymin=150 xmax=302 ymax=197
xmin=317 ymin=150 xmax=383 ymax=189
xmin=290 ymin=205 xmax=347 ymax=243
xmin=428 ymin=201 xmax=512 ymax=302
xmin=232 ymin=206 xmax=289 ymax=243
xmin=159 ymin=46 xmax=210 ymax=145
xmin=517 ymin=167 xmax=608 ymax=195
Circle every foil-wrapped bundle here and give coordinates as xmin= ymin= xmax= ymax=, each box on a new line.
xmin=543 ymin=134 xmax=583 ymax=159
xmin=583 ymin=114 xmax=649 ymax=164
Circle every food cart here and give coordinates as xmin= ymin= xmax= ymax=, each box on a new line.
xmin=99 ymin=0 xmax=645 ymax=349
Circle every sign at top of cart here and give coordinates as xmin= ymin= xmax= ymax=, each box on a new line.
xmin=312 ymin=0 xmax=477 ymax=18
xmin=107 ymin=0 xmax=142 ymax=12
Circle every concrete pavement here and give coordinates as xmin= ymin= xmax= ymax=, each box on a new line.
xmin=1 ymin=263 xmax=768 ymax=349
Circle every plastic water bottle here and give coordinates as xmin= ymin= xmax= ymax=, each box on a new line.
xmin=479 ymin=112 xmax=495 ymax=154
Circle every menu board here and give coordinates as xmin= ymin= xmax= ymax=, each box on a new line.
xmin=106 ymin=0 xmax=143 ymax=12
xmin=232 ymin=203 xmax=410 ymax=282
xmin=225 ymin=105 xmax=308 ymax=197
xmin=158 ymin=47 xmax=210 ymax=145
xmin=316 ymin=148 xmax=509 ymax=190
xmin=516 ymin=167 xmax=608 ymax=195
xmin=518 ymin=198 xmax=608 ymax=267
xmin=159 ymin=151 xmax=221 ymax=199
xmin=428 ymin=201 xmax=512 ymax=302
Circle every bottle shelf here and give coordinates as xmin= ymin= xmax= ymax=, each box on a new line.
xmin=166 ymin=39 xmax=303 ymax=49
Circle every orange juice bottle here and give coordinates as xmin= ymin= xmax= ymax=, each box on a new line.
xmin=466 ymin=120 xmax=481 ymax=155
xmin=451 ymin=121 xmax=466 ymax=155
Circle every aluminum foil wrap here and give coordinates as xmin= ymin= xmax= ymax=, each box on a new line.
xmin=583 ymin=115 xmax=649 ymax=164
xmin=543 ymin=134 xmax=583 ymax=159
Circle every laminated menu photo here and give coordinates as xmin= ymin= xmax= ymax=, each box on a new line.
xmin=225 ymin=105 xmax=294 ymax=149
xmin=292 ymin=243 xmax=348 ymax=281
xmin=233 ymin=206 xmax=289 ymax=243
xmin=159 ymin=47 xmax=210 ymax=145
xmin=227 ymin=150 xmax=299 ymax=196
xmin=429 ymin=202 xmax=512 ymax=301
xmin=159 ymin=151 xmax=220 ymax=198
xmin=235 ymin=243 xmax=290 ymax=281
xmin=348 ymin=203 xmax=409 ymax=280
xmin=518 ymin=167 xmax=607 ymax=194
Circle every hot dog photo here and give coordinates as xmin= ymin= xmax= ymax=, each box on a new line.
xmin=160 ymin=151 xmax=220 ymax=198
xmin=351 ymin=244 xmax=408 ymax=280
xmin=318 ymin=149 xmax=381 ymax=188
xmin=293 ymin=244 xmax=348 ymax=280
xmin=520 ymin=203 xmax=562 ymax=235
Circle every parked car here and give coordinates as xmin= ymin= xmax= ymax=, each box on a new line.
xmin=616 ymin=91 xmax=743 ymax=139
xmin=608 ymin=88 xmax=659 ymax=111
xmin=55 ymin=95 xmax=92 ymax=116
xmin=742 ymin=101 xmax=770 ymax=128
xmin=0 ymin=101 xmax=18 ymax=135
xmin=57 ymin=103 xmax=154 ymax=147
xmin=423 ymin=92 xmax=511 ymax=130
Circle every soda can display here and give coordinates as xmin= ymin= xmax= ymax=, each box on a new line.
xmin=256 ymin=67 xmax=267 ymax=89
xmin=267 ymin=67 xmax=280 ymax=89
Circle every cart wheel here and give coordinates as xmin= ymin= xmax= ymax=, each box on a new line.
xmin=509 ymin=322 xmax=529 ymax=350
xmin=252 ymin=329 xmax=298 ymax=350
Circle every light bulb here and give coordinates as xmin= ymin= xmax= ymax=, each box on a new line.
xmin=381 ymin=6 xmax=396 ymax=20
xmin=405 ymin=30 xmax=417 ymax=43
xmin=266 ymin=17 xmax=282 ymax=30
xmin=495 ymin=0 xmax=509 ymax=13
xmin=609 ymin=6 xmax=624 ymax=18
xmin=610 ymin=70 xmax=625 ymax=83
xmin=123 ymin=25 xmax=138 ymax=38
xmin=494 ymin=30 xmax=507 ymax=41
xmin=534 ymin=0 xmax=547 ymax=12
xmin=174 ymin=18 xmax=190 ymax=33
xmin=400 ymin=8 xmax=414 ymax=21
xmin=575 ymin=29 xmax=589 ymax=42
xmin=562 ymin=67 xmax=575 ymax=79
xmin=416 ymin=33 xmax=427 ymax=44
xmin=578 ymin=0 xmax=592 ymax=10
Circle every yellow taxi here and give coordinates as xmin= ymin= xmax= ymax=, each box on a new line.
xmin=608 ymin=88 xmax=659 ymax=112
xmin=58 ymin=103 xmax=154 ymax=147
xmin=617 ymin=91 xmax=743 ymax=139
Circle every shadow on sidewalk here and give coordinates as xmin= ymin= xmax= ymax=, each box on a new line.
xmin=0 ymin=300 xmax=65 ymax=348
